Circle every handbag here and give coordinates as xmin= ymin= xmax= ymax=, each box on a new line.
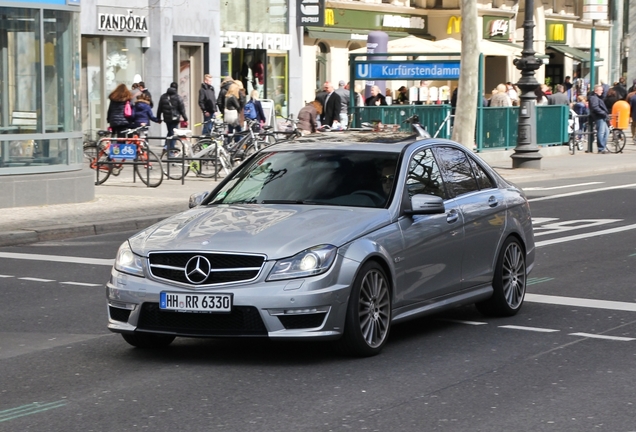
xmin=224 ymin=108 xmax=238 ymax=126
xmin=124 ymin=100 xmax=132 ymax=118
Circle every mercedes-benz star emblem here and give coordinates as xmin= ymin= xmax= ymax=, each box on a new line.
xmin=184 ymin=255 xmax=211 ymax=284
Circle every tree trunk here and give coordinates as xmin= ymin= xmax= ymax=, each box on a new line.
xmin=451 ymin=0 xmax=479 ymax=148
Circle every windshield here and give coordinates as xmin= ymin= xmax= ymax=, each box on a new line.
xmin=209 ymin=150 xmax=400 ymax=208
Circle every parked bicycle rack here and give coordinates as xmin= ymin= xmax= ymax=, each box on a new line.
xmin=93 ymin=137 xmax=163 ymax=187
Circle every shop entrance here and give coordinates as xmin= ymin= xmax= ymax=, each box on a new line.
xmin=174 ymin=42 xmax=204 ymax=133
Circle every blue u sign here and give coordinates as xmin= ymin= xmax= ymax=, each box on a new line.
xmin=355 ymin=61 xmax=461 ymax=80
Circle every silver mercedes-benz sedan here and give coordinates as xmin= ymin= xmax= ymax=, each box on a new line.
xmin=106 ymin=137 xmax=534 ymax=356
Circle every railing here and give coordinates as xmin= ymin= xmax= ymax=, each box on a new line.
xmin=350 ymin=104 xmax=570 ymax=150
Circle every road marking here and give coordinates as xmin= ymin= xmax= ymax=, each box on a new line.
xmin=0 ymin=274 xmax=14 ymax=278
xmin=528 ymin=183 xmax=636 ymax=202
xmin=527 ymin=277 xmax=554 ymax=285
xmin=498 ymin=325 xmax=559 ymax=333
xmin=439 ymin=319 xmax=488 ymax=326
xmin=0 ymin=400 xmax=67 ymax=423
xmin=533 ymin=219 xmax=621 ymax=237
xmin=0 ymin=252 xmax=113 ymax=266
xmin=524 ymin=182 xmax=603 ymax=191
xmin=60 ymin=281 xmax=103 ymax=287
xmin=535 ymin=223 xmax=636 ymax=247
xmin=18 ymin=277 xmax=55 ymax=282
xmin=526 ymin=294 xmax=636 ymax=312
xmin=568 ymin=333 xmax=636 ymax=342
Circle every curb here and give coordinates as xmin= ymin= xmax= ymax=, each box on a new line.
xmin=0 ymin=214 xmax=175 ymax=247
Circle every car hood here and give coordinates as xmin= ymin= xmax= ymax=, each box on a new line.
xmin=128 ymin=204 xmax=390 ymax=259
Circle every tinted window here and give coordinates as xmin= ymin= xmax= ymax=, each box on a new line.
xmin=468 ymin=157 xmax=495 ymax=190
xmin=406 ymin=148 xmax=446 ymax=199
xmin=209 ymin=150 xmax=400 ymax=208
xmin=435 ymin=147 xmax=479 ymax=197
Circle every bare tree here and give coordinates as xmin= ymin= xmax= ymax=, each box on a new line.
xmin=451 ymin=0 xmax=479 ymax=148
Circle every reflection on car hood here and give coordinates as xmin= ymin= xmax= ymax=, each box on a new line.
xmin=128 ymin=204 xmax=391 ymax=259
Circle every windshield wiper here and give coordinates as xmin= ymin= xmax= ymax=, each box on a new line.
xmin=260 ymin=200 xmax=321 ymax=205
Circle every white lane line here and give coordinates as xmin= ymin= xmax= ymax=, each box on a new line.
xmin=499 ymin=325 xmax=559 ymax=333
xmin=528 ymin=183 xmax=636 ymax=202
xmin=525 ymin=294 xmax=636 ymax=312
xmin=439 ymin=319 xmax=488 ymax=326
xmin=535 ymin=223 xmax=636 ymax=247
xmin=569 ymin=333 xmax=636 ymax=342
xmin=523 ymin=182 xmax=603 ymax=191
xmin=0 ymin=275 xmax=15 ymax=278
xmin=0 ymin=252 xmax=113 ymax=267
xmin=18 ymin=277 xmax=55 ymax=282
xmin=59 ymin=281 xmax=103 ymax=287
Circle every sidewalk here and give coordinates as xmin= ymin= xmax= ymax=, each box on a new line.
xmin=0 ymin=143 xmax=634 ymax=247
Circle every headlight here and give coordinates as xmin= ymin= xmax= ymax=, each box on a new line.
xmin=267 ymin=245 xmax=337 ymax=281
xmin=114 ymin=241 xmax=145 ymax=277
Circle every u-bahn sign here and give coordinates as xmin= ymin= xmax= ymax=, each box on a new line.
xmin=354 ymin=61 xmax=461 ymax=80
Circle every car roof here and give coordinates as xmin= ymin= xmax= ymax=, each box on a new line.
xmin=266 ymin=131 xmax=426 ymax=153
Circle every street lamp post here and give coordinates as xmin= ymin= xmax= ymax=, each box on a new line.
xmin=511 ymin=0 xmax=543 ymax=169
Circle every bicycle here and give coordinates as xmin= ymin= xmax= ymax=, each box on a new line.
xmin=606 ymin=115 xmax=626 ymax=153
xmin=567 ymin=110 xmax=586 ymax=155
xmin=83 ymin=125 xmax=164 ymax=187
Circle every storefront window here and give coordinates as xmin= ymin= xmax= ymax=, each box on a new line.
xmin=81 ymin=37 xmax=102 ymax=138
xmin=0 ymin=7 xmax=42 ymax=135
xmin=104 ymin=37 xmax=143 ymax=95
xmin=44 ymin=10 xmax=79 ymax=134
xmin=266 ymin=53 xmax=288 ymax=117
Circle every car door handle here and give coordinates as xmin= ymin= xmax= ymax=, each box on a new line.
xmin=488 ymin=196 xmax=498 ymax=207
xmin=446 ymin=209 xmax=459 ymax=224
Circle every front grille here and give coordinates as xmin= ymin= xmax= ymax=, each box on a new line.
xmin=278 ymin=313 xmax=327 ymax=330
xmin=109 ymin=306 xmax=131 ymax=323
xmin=137 ymin=303 xmax=267 ymax=336
xmin=148 ymin=252 xmax=265 ymax=286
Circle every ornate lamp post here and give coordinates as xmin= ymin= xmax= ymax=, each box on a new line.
xmin=511 ymin=0 xmax=543 ymax=169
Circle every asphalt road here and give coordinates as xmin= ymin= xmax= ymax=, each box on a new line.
xmin=1 ymin=172 xmax=635 ymax=431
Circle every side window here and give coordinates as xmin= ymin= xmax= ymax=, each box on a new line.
xmin=406 ymin=148 xmax=447 ymax=199
xmin=468 ymin=157 xmax=495 ymax=190
xmin=435 ymin=147 xmax=479 ymax=197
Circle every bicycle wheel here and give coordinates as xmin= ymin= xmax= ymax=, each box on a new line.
xmin=160 ymin=144 xmax=190 ymax=180
xmin=84 ymin=144 xmax=112 ymax=185
xmin=192 ymin=140 xmax=221 ymax=178
xmin=607 ymin=129 xmax=625 ymax=153
xmin=135 ymin=148 xmax=163 ymax=187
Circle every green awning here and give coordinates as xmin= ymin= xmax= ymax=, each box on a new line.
xmin=306 ymin=27 xmax=433 ymax=42
xmin=547 ymin=45 xmax=604 ymax=63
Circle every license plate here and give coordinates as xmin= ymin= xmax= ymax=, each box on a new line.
xmin=159 ymin=292 xmax=232 ymax=313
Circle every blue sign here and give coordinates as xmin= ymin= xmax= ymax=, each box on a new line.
xmin=355 ymin=61 xmax=461 ymax=80
xmin=110 ymin=143 xmax=137 ymax=160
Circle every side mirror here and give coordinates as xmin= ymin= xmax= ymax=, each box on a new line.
xmin=188 ymin=192 xmax=209 ymax=209
xmin=405 ymin=194 xmax=445 ymax=215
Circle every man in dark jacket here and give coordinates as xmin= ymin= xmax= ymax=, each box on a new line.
xmin=157 ymin=82 xmax=188 ymax=150
xmin=321 ymin=82 xmax=341 ymax=128
xmin=588 ymin=84 xmax=609 ymax=153
xmin=198 ymin=74 xmax=217 ymax=135
xmin=216 ymin=78 xmax=234 ymax=114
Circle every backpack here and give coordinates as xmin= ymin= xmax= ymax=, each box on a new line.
xmin=244 ymin=100 xmax=257 ymax=120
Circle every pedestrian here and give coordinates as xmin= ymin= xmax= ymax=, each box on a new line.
xmin=588 ymin=84 xmax=609 ymax=153
xmin=534 ymin=86 xmax=548 ymax=106
xmin=548 ymin=84 xmax=569 ymax=105
xmin=489 ymin=84 xmax=512 ymax=107
xmin=157 ymin=82 xmax=187 ymax=151
xmin=630 ymin=92 xmax=636 ymax=143
xmin=138 ymin=81 xmax=153 ymax=108
xmin=334 ymin=80 xmax=350 ymax=128
xmin=130 ymin=82 xmax=142 ymax=105
xmin=613 ymin=77 xmax=627 ymax=100
xmin=224 ymin=82 xmax=243 ymax=141
xmin=131 ymin=93 xmax=160 ymax=128
xmin=604 ymin=88 xmax=619 ymax=112
xmin=216 ymin=76 xmax=234 ymax=114
xmin=244 ymin=89 xmax=267 ymax=127
xmin=563 ymin=76 xmax=573 ymax=100
xmin=297 ymin=100 xmax=322 ymax=135
xmin=198 ymin=74 xmax=217 ymax=135
xmin=572 ymin=95 xmax=588 ymax=136
xmin=600 ymin=80 xmax=609 ymax=98
xmin=506 ymin=82 xmax=519 ymax=106
xmin=396 ymin=86 xmax=409 ymax=104
xmin=365 ymin=85 xmax=387 ymax=107
xmin=353 ymin=84 xmax=365 ymax=107
xmin=322 ymin=81 xmax=342 ymax=127
xmin=107 ymin=83 xmax=133 ymax=137
xmin=628 ymin=79 xmax=636 ymax=94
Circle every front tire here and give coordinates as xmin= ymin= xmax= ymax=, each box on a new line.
xmin=122 ymin=333 xmax=175 ymax=348
xmin=476 ymin=237 xmax=526 ymax=317
xmin=339 ymin=261 xmax=391 ymax=357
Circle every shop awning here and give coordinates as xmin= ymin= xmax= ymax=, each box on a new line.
xmin=547 ymin=45 xmax=604 ymax=63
